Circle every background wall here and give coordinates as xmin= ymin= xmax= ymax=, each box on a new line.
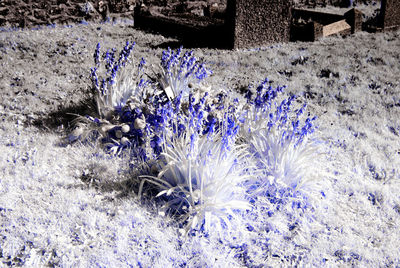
xmin=0 ymin=0 xmax=136 ymax=28
xmin=0 ymin=0 xmax=381 ymax=29
xmin=293 ymin=0 xmax=380 ymax=7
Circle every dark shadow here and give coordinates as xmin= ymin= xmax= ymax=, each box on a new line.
xmin=72 ymin=169 xmax=138 ymax=198
xmin=290 ymin=22 xmax=316 ymax=42
xmin=72 ymin=163 xmax=185 ymax=221
xmin=31 ymin=97 xmax=96 ymax=132
xmin=151 ymin=37 xmax=231 ymax=50
xmin=362 ymin=9 xmax=382 ymax=32
xmin=134 ymin=6 xmax=233 ymax=49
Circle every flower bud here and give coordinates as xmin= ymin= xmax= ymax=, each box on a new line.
xmin=127 ymin=101 xmax=136 ymax=111
xmin=100 ymin=124 xmax=114 ymax=136
xmin=72 ymin=126 xmax=83 ymax=137
xmin=134 ymin=118 xmax=146 ymax=130
xmin=121 ymin=124 xmax=130 ymax=133
xmin=115 ymin=129 xmax=123 ymax=139
xmin=120 ymin=137 xmax=130 ymax=145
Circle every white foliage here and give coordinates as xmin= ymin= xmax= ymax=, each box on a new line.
xmin=95 ymin=61 xmax=148 ymax=119
xmin=139 ymin=133 xmax=253 ymax=234
xmin=248 ymin=127 xmax=319 ymax=191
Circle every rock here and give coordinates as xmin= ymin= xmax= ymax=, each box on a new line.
xmin=204 ymin=2 xmax=226 ymax=19
xmin=79 ymin=2 xmax=95 ymax=15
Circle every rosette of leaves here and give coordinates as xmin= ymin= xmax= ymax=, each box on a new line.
xmin=239 ymin=79 xmax=319 ymax=192
xmin=137 ymin=92 xmax=253 ymax=234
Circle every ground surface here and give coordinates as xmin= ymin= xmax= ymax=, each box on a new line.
xmin=0 ymin=12 xmax=400 ymax=267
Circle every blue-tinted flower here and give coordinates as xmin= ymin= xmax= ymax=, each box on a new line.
xmin=158 ymin=47 xmax=211 ymax=100
xmin=71 ymin=45 xmax=321 ymax=237
xmin=94 ymin=43 xmax=101 ymax=66
xmin=88 ymin=41 xmax=150 ymax=119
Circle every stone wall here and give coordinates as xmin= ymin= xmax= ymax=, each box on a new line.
xmin=0 ymin=0 xmax=136 ymax=28
xmin=294 ymin=0 xmax=379 ymax=7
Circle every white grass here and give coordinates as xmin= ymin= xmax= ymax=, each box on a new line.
xmin=0 ymin=19 xmax=399 ymax=267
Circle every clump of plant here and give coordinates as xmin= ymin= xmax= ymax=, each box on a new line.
xmin=68 ymin=41 xmax=151 ymax=149
xmin=136 ymin=91 xmax=253 ymax=233
xmin=68 ymin=42 xmax=319 ymax=235
xmin=157 ymin=46 xmax=211 ymax=101
xmin=238 ymin=79 xmax=318 ymax=192
xmin=90 ymin=41 xmax=149 ymax=118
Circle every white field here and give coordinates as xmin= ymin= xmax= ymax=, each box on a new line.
xmin=0 ymin=15 xmax=399 ymax=267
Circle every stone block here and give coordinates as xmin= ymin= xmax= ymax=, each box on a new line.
xmin=226 ymin=0 xmax=293 ymax=49
xmin=380 ymin=0 xmax=400 ymax=30
xmin=322 ymin=19 xmax=351 ymax=37
xmin=312 ymin=21 xmax=323 ymax=40
xmin=292 ymin=8 xmax=344 ymax=25
xmin=134 ymin=4 xmax=227 ymax=48
xmin=344 ymin=8 xmax=363 ymax=33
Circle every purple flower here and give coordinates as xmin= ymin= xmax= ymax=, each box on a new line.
xmin=94 ymin=43 xmax=101 ymax=66
xmin=159 ymin=47 xmax=211 ymax=100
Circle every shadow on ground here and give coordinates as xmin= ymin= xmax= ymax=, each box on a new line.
xmin=31 ymin=97 xmax=97 ymax=132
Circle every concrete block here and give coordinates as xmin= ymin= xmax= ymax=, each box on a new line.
xmin=313 ymin=21 xmax=323 ymax=40
xmin=292 ymin=8 xmax=344 ymax=25
xmin=226 ymin=0 xmax=293 ymax=48
xmin=322 ymin=19 xmax=351 ymax=37
xmin=344 ymin=8 xmax=363 ymax=33
xmin=380 ymin=0 xmax=400 ymax=30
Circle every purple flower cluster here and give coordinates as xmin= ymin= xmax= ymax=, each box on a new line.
xmin=242 ymin=79 xmax=317 ymax=147
xmin=159 ymin=47 xmax=211 ymax=100
xmin=90 ymin=41 xmax=136 ymax=97
xmin=161 ymin=47 xmax=209 ymax=81
xmin=114 ymin=89 xmax=239 ymax=160
xmin=70 ymin=44 xmax=319 ymax=240
xmin=84 ymin=45 xmax=219 ymax=161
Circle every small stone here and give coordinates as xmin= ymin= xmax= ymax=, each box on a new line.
xmin=80 ymin=2 xmax=95 ymax=15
